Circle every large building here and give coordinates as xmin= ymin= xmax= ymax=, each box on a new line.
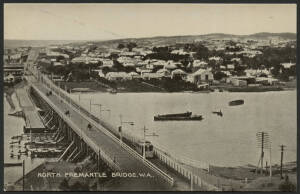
xmin=4 ymin=63 xmax=24 ymax=78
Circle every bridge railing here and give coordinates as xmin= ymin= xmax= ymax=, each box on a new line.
xmin=153 ymin=147 xmax=221 ymax=191
xmin=37 ymin=73 xmax=174 ymax=186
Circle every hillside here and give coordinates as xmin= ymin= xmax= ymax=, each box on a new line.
xmin=5 ymin=32 xmax=296 ymax=49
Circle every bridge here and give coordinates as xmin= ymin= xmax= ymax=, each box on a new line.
xmin=25 ymin=57 xmax=174 ymax=191
xmin=22 ymin=48 xmax=222 ymax=191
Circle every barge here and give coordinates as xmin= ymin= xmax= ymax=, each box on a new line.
xmin=154 ymin=111 xmax=203 ymax=121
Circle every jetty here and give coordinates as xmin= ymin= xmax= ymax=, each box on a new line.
xmin=15 ymin=86 xmax=45 ymax=133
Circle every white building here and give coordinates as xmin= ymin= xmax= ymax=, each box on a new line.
xmin=187 ymin=69 xmax=214 ymax=84
xmin=281 ymin=62 xmax=296 ymax=69
xmin=105 ymin=72 xmax=131 ymax=81
xmin=141 ymin=72 xmax=163 ymax=80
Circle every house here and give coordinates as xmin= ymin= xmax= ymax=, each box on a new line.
xmin=226 ymin=76 xmax=253 ymax=86
xmin=255 ymin=77 xmax=279 ymax=85
xmin=171 ymin=69 xmax=187 ymax=79
xmin=187 ymin=69 xmax=214 ymax=85
xmin=208 ymin=56 xmax=223 ymax=63
xmin=171 ymin=49 xmax=188 ymax=55
xmin=10 ymin=53 xmax=21 ymax=60
xmin=123 ymin=62 xmax=135 ymax=67
xmin=136 ymin=67 xmax=152 ymax=74
xmin=228 ymin=78 xmax=247 ymax=87
xmin=151 ymin=60 xmax=167 ymax=68
xmin=117 ymin=56 xmax=133 ymax=64
xmin=164 ymin=61 xmax=179 ymax=70
xmin=220 ymin=65 xmax=226 ymax=70
xmin=231 ymin=58 xmax=241 ymax=64
xmin=53 ymin=62 xmax=64 ymax=66
xmin=102 ymin=59 xmax=114 ymax=67
xmin=156 ymin=68 xmax=171 ymax=77
xmin=245 ymin=69 xmax=271 ymax=77
xmin=281 ymin=62 xmax=295 ymax=69
xmin=141 ymin=73 xmax=163 ymax=80
xmin=221 ymin=71 xmax=232 ymax=77
xmin=105 ymin=72 xmax=131 ymax=81
xmin=128 ymin=72 xmax=141 ymax=79
xmin=226 ymin=64 xmax=235 ymax=71
xmin=97 ymin=70 xmax=105 ymax=78
xmin=192 ymin=60 xmax=208 ymax=71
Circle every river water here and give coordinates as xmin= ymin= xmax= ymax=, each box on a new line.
xmin=70 ymin=90 xmax=297 ymax=167
xmin=4 ymin=93 xmax=46 ymax=186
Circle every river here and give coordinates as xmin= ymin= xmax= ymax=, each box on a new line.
xmin=70 ymin=90 xmax=297 ymax=167
xmin=4 ymin=93 xmax=46 ymax=186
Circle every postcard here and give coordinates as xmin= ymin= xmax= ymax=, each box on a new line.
xmin=3 ymin=3 xmax=297 ymax=191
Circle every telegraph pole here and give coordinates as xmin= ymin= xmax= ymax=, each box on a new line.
xmin=143 ymin=126 xmax=148 ymax=160
xmin=279 ymin=145 xmax=286 ymax=179
xmin=261 ymin=132 xmax=264 ymax=175
xmin=22 ymin=159 xmax=25 ymax=191
xmin=256 ymin=131 xmax=270 ymax=175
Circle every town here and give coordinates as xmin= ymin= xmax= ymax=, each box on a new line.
xmin=4 ymin=33 xmax=297 ymax=93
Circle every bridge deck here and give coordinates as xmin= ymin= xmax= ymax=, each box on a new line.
xmin=15 ymin=87 xmax=45 ymax=129
xmin=32 ymin=81 xmax=170 ymax=191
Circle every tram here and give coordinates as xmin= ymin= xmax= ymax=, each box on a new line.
xmin=134 ymin=141 xmax=154 ymax=159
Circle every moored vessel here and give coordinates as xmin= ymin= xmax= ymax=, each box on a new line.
xmin=229 ymin=99 xmax=244 ymax=106
xmin=154 ymin=112 xmax=203 ymax=121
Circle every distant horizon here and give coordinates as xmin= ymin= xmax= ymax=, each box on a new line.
xmin=4 ymin=4 xmax=296 ymax=41
xmin=4 ymin=31 xmax=297 ymax=42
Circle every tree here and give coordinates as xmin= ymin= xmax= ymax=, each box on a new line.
xmin=102 ymin=67 xmax=111 ymax=75
xmin=117 ymin=43 xmax=125 ymax=49
xmin=127 ymin=42 xmax=137 ymax=51
xmin=112 ymin=60 xmax=125 ymax=71
xmin=214 ymin=71 xmax=227 ymax=80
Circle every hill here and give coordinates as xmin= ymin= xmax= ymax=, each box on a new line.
xmin=4 ymin=32 xmax=296 ymax=49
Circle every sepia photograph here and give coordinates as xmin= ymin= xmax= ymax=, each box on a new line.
xmin=3 ymin=3 xmax=297 ymax=191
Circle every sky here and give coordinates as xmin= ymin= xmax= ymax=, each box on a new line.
xmin=4 ymin=3 xmax=297 ymax=40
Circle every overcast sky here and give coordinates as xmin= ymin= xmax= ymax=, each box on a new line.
xmin=4 ymin=3 xmax=297 ymax=40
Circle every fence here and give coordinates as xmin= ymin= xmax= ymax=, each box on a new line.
xmin=153 ymin=147 xmax=221 ymax=191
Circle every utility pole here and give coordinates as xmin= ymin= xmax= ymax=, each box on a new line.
xmin=256 ymin=131 xmax=270 ymax=175
xmin=261 ymin=132 xmax=264 ymax=175
xmin=279 ymin=144 xmax=286 ymax=179
xmin=269 ymin=144 xmax=272 ymax=180
xmin=143 ymin=126 xmax=148 ymax=160
xmin=22 ymin=159 xmax=25 ymax=191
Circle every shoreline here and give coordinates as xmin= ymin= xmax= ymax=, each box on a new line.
xmin=57 ymin=81 xmax=296 ymax=94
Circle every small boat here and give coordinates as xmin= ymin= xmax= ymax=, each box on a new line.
xmin=212 ymin=110 xmax=223 ymax=117
xmin=229 ymin=99 xmax=244 ymax=106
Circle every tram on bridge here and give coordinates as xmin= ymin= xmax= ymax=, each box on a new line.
xmin=134 ymin=141 xmax=154 ymax=159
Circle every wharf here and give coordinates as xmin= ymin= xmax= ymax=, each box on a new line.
xmin=15 ymin=86 xmax=45 ymax=133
